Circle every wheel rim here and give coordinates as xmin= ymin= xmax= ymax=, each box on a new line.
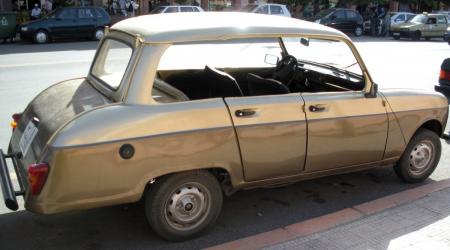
xmin=355 ymin=27 xmax=362 ymax=36
xmin=95 ymin=30 xmax=104 ymax=40
xmin=164 ymin=182 xmax=211 ymax=231
xmin=36 ymin=32 xmax=47 ymax=43
xmin=408 ymin=140 xmax=435 ymax=176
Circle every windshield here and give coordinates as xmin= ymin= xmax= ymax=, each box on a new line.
xmin=282 ymin=37 xmax=363 ymax=77
xmin=150 ymin=6 xmax=166 ymax=14
xmin=242 ymin=4 xmax=258 ymax=12
xmin=91 ymin=39 xmax=133 ymax=89
xmin=315 ymin=9 xmax=334 ymax=18
xmin=410 ymin=15 xmax=426 ymax=23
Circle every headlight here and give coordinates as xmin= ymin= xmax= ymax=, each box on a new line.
xmin=21 ymin=26 xmax=28 ymax=31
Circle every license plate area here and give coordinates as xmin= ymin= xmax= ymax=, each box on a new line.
xmin=19 ymin=120 xmax=38 ymax=156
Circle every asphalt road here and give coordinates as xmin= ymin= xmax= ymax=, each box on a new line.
xmin=0 ymin=37 xmax=449 ymax=249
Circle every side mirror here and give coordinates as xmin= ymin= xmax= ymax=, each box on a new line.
xmin=365 ymin=83 xmax=378 ymax=98
xmin=300 ymin=38 xmax=310 ymax=46
xmin=264 ymin=54 xmax=279 ymax=65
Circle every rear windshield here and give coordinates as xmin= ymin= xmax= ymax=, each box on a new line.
xmin=91 ymin=39 xmax=133 ymax=89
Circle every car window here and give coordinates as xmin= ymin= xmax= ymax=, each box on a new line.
xmin=165 ymin=6 xmax=178 ymax=13
xmin=282 ymin=37 xmax=363 ymax=78
xmin=150 ymin=6 xmax=166 ymax=14
xmin=57 ymin=9 xmax=76 ymax=19
xmin=92 ymin=8 xmax=105 ymax=18
xmin=91 ymin=39 xmax=133 ymax=89
xmin=193 ymin=7 xmax=200 ymax=12
xmin=180 ymin=7 xmax=194 ymax=12
xmin=426 ymin=17 xmax=437 ymax=24
xmin=334 ymin=10 xmax=346 ymax=19
xmin=78 ymin=8 xmax=95 ymax=18
xmin=255 ymin=5 xmax=269 ymax=14
xmin=437 ymin=16 xmax=447 ymax=24
xmin=270 ymin=5 xmax=283 ymax=15
xmin=407 ymin=14 xmax=415 ymax=20
xmin=395 ymin=14 xmax=405 ymax=22
xmin=346 ymin=10 xmax=357 ymax=19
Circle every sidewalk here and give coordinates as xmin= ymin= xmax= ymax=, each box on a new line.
xmin=265 ymin=187 xmax=450 ymax=250
xmin=208 ymin=180 xmax=450 ymax=250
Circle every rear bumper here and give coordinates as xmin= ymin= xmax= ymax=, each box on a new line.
xmin=0 ymin=149 xmax=25 ymax=211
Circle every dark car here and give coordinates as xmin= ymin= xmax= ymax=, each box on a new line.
xmin=311 ymin=8 xmax=364 ymax=36
xmin=19 ymin=7 xmax=111 ymax=43
xmin=435 ymin=58 xmax=450 ymax=97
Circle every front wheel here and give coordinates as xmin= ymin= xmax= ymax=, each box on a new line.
xmin=34 ymin=30 xmax=49 ymax=44
xmin=145 ymin=170 xmax=223 ymax=241
xmin=394 ymin=128 xmax=441 ymax=183
xmin=93 ymin=27 xmax=105 ymax=41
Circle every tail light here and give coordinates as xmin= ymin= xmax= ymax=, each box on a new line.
xmin=440 ymin=69 xmax=450 ymax=81
xmin=10 ymin=113 xmax=22 ymax=129
xmin=28 ymin=163 xmax=49 ymax=195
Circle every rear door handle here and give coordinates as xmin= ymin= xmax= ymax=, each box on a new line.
xmin=235 ymin=109 xmax=256 ymax=117
xmin=309 ymin=105 xmax=326 ymax=112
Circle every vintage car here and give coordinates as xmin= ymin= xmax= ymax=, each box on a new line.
xmin=1 ymin=13 xmax=448 ymax=241
xmin=390 ymin=13 xmax=449 ymax=40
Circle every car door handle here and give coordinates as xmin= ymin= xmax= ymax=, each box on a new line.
xmin=309 ymin=105 xmax=326 ymax=112
xmin=235 ymin=109 xmax=256 ymax=117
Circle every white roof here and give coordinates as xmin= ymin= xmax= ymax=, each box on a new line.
xmin=111 ymin=12 xmax=348 ymax=43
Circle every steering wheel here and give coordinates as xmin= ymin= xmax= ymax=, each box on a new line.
xmin=273 ymin=55 xmax=298 ymax=85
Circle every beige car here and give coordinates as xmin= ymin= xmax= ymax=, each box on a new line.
xmin=391 ymin=13 xmax=449 ymax=40
xmin=1 ymin=13 xmax=448 ymax=241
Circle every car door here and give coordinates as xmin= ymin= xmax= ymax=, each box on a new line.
xmin=423 ymin=17 xmax=437 ymax=37
xmin=77 ymin=8 xmax=97 ymax=38
xmin=302 ymin=91 xmax=388 ymax=172
xmin=346 ymin=10 xmax=360 ymax=32
xmin=51 ymin=8 xmax=78 ymax=38
xmin=436 ymin=15 xmax=448 ymax=36
xmin=328 ymin=10 xmax=348 ymax=32
xmin=225 ymin=94 xmax=307 ymax=181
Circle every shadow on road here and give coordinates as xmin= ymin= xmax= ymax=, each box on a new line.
xmin=0 ymin=167 xmax=434 ymax=250
xmin=0 ymin=40 xmax=99 ymax=55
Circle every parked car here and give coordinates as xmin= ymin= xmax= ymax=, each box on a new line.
xmin=1 ymin=12 xmax=448 ymax=242
xmin=390 ymin=12 xmax=415 ymax=25
xmin=390 ymin=13 xmax=449 ymax=40
xmin=150 ymin=5 xmax=204 ymax=14
xmin=311 ymin=8 xmax=364 ymax=36
xmin=241 ymin=4 xmax=291 ymax=17
xmin=19 ymin=7 xmax=110 ymax=44
xmin=435 ymin=58 xmax=450 ymax=96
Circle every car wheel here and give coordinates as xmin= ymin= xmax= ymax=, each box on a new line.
xmin=394 ymin=128 xmax=441 ymax=183
xmin=93 ymin=28 xmax=105 ymax=41
xmin=34 ymin=30 xmax=49 ymax=44
xmin=412 ymin=31 xmax=421 ymax=41
xmin=354 ymin=26 xmax=363 ymax=37
xmin=145 ymin=170 xmax=223 ymax=241
xmin=393 ymin=35 xmax=400 ymax=40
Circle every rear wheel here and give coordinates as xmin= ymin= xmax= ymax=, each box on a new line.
xmin=34 ymin=30 xmax=49 ymax=44
xmin=354 ymin=26 xmax=363 ymax=37
xmin=394 ymin=128 xmax=441 ymax=183
xmin=145 ymin=170 xmax=223 ymax=241
xmin=93 ymin=27 xmax=105 ymax=41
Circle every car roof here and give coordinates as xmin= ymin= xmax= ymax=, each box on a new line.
xmin=158 ymin=5 xmax=201 ymax=7
xmin=111 ymin=12 xmax=347 ymax=44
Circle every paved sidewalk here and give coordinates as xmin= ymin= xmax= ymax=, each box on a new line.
xmin=264 ymin=187 xmax=450 ymax=250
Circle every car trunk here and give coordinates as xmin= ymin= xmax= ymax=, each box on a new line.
xmin=9 ymin=78 xmax=112 ymax=170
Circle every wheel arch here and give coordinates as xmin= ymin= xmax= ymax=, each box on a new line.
xmin=418 ymin=119 xmax=443 ymax=137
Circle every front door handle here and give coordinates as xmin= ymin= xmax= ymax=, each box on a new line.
xmin=309 ymin=105 xmax=326 ymax=112
xmin=235 ymin=109 xmax=256 ymax=117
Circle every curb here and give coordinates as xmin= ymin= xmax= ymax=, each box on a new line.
xmin=206 ymin=178 xmax=450 ymax=250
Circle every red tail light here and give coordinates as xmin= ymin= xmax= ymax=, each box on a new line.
xmin=28 ymin=163 xmax=49 ymax=195
xmin=10 ymin=113 xmax=22 ymax=129
xmin=440 ymin=69 xmax=450 ymax=81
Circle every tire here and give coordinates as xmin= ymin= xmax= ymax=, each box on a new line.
xmin=394 ymin=128 xmax=441 ymax=183
xmin=93 ymin=27 xmax=105 ymax=41
xmin=412 ymin=31 xmax=421 ymax=41
xmin=354 ymin=26 xmax=363 ymax=37
xmin=145 ymin=170 xmax=223 ymax=241
xmin=34 ymin=30 xmax=49 ymax=44
xmin=393 ymin=35 xmax=400 ymax=40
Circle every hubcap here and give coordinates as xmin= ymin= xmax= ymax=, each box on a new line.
xmin=165 ymin=183 xmax=210 ymax=231
xmin=36 ymin=32 xmax=47 ymax=43
xmin=95 ymin=30 xmax=104 ymax=40
xmin=355 ymin=28 xmax=362 ymax=36
xmin=409 ymin=140 xmax=434 ymax=176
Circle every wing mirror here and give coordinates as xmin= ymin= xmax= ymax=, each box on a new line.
xmin=365 ymin=83 xmax=378 ymax=98
xmin=300 ymin=38 xmax=310 ymax=47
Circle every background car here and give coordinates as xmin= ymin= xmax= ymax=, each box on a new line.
xmin=241 ymin=4 xmax=291 ymax=17
xmin=150 ymin=5 xmax=204 ymax=14
xmin=390 ymin=13 xmax=449 ymax=40
xmin=435 ymin=58 xmax=450 ymax=97
xmin=19 ymin=7 xmax=110 ymax=44
xmin=390 ymin=12 xmax=415 ymax=26
xmin=311 ymin=8 xmax=364 ymax=36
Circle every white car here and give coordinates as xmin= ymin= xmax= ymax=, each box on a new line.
xmin=242 ymin=4 xmax=291 ymax=17
xmin=150 ymin=5 xmax=204 ymax=14
xmin=390 ymin=12 xmax=415 ymax=25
